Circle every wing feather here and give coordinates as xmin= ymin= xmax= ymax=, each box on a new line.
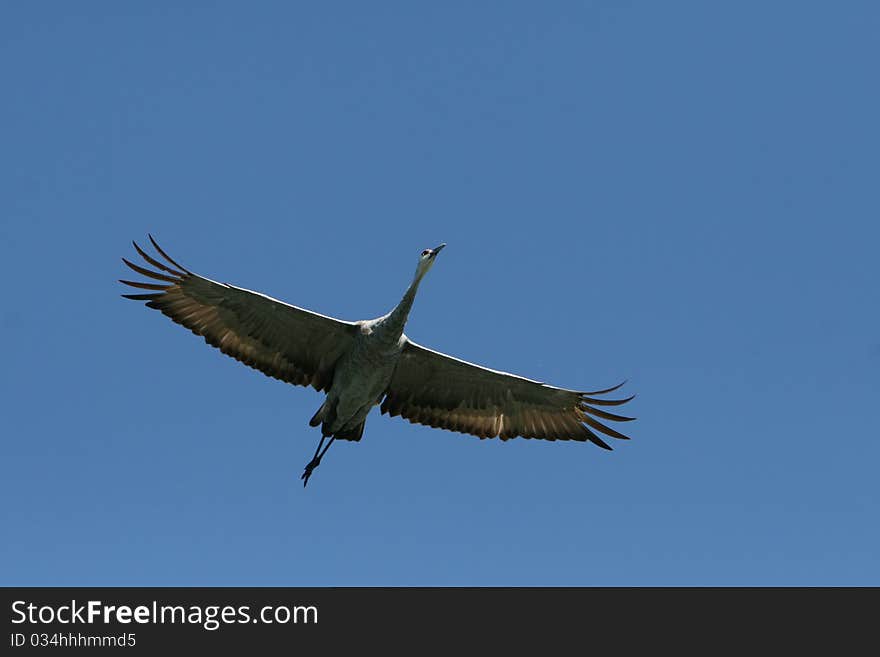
xmin=120 ymin=236 xmax=358 ymax=392
xmin=383 ymin=339 xmax=635 ymax=447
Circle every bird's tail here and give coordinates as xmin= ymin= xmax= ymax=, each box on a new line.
xmin=333 ymin=420 xmax=365 ymax=442
xmin=310 ymin=399 xmax=365 ymax=441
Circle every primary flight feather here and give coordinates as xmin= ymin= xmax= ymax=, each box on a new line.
xmin=121 ymin=236 xmax=635 ymax=486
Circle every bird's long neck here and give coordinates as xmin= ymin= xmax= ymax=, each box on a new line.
xmin=381 ymin=275 xmax=422 ymax=341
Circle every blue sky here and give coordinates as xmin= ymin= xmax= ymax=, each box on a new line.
xmin=1 ymin=2 xmax=877 ymax=585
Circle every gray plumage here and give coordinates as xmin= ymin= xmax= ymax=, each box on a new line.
xmin=121 ymin=236 xmax=635 ymax=485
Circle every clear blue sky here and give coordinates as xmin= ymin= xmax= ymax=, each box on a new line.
xmin=2 ymin=2 xmax=877 ymax=586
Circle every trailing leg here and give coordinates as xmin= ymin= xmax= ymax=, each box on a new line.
xmin=301 ymin=435 xmax=335 ymax=487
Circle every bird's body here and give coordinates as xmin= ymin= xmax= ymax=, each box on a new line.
xmin=121 ymin=236 xmax=635 ymax=485
xmin=315 ymin=319 xmax=404 ymax=440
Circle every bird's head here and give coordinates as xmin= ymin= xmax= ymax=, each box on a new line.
xmin=414 ymin=243 xmax=446 ymax=281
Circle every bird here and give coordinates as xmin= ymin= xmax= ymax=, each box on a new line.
xmin=120 ymin=235 xmax=635 ymax=486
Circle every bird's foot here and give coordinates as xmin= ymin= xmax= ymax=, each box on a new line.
xmin=300 ymin=456 xmax=322 ymax=487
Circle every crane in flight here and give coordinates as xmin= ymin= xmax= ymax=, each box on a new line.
xmin=120 ymin=236 xmax=635 ymax=486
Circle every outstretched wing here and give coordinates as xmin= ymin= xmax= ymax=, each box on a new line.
xmin=120 ymin=235 xmax=358 ymax=391
xmin=381 ymin=340 xmax=635 ymax=448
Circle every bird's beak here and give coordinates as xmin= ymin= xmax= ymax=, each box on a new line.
xmin=432 ymin=243 xmax=446 ymax=257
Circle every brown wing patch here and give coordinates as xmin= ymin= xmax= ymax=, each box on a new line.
xmin=381 ymin=342 xmax=635 ymax=448
xmin=120 ymin=235 xmax=355 ymax=392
